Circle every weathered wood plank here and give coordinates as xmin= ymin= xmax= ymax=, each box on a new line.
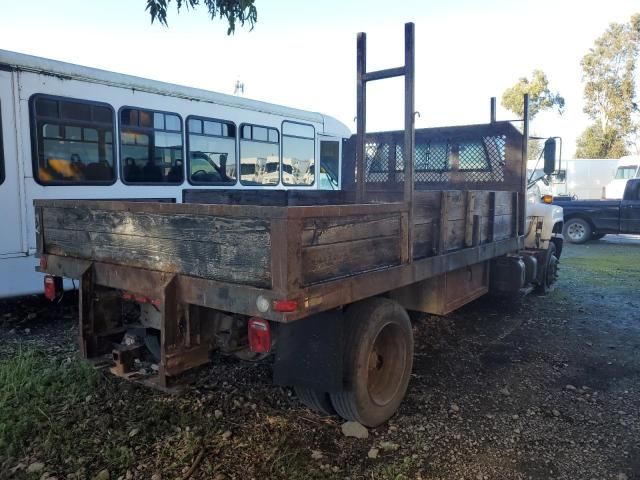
xmin=43 ymin=207 xmax=270 ymax=245
xmin=445 ymin=219 xmax=466 ymax=251
xmin=44 ymin=227 xmax=272 ymax=288
xmin=301 ymin=214 xmax=400 ymax=246
xmin=464 ymin=191 xmax=476 ymax=247
xmin=494 ymin=191 xmax=513 ymax=207
xmin=445 ymin=190 xmax=466 ymax=221
xmin=413 ymin=222 xmax=436 ymax=259
xmin=301 ymin=235 xmax=401 ymax=285
xmin=413 ymin=191 xmax=441 ymax=223
xmin=438 ymin=191 xmax=449 ymax=254
xmin=493 ymin=214 xmax=513 ymax=240
xmin=36 ymin=199 xmax=287 ymax=219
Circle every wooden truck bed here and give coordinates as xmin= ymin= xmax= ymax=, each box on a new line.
xmin=36 ymin=188 xmax=519 ymax=323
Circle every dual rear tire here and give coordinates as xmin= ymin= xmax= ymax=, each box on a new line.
xmin=295 ymin=298 xmax=414 ymax=427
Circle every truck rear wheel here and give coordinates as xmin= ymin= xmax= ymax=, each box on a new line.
xmin=330 ymin=298 xmax=414 ymax=427
xmin=563 ymin=218 xmax=592 ymax=244
xmin=294 ymin=387 xmax=336 ymax=416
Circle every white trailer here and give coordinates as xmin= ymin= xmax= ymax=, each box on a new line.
xmin=528 ymin=158 xmax=618 ymax=199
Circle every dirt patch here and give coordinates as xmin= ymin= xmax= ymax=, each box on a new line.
xmin=1 ymin=236 xmax=639 ymax=479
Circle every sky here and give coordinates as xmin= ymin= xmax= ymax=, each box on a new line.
xmin=1 ymin=0 xmax=639 ymax=158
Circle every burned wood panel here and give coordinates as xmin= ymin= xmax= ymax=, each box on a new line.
xmin=301 ymin=213 xmax=400 ymax=246
xmin=183 ymin=189 xmax=356 ymax=207
xmin=412 ymin=222 xmax=437 ymax=259
xmin=42 ymin=207 xmax=272 ymax=288
xmin=493 ymin=214 xmax=514 ymax=240
xmin=413 ymin=191 xmax=441 ymax=223
xmin=424 ymin=189 xmax=517 ymax=252
xmin=43 ymin=207 xmax=269 ymax=244
xmin=300 ymin=213 xmax=402 ymax=285
xmin=302 ymin=236 xmax=401 ymax=285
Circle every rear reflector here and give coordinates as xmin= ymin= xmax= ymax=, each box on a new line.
xmin=39 ymin=256 xmax=48 ymax=270
xmin=248 ymin=318 xmax=271 ymax=353
xmin=44 ymin=275 xmax=58 ymax=301
xmin=121 ymin=291 xmax=161 ymax=309
xmin=272 ymin=299 xmax=298 ymax=313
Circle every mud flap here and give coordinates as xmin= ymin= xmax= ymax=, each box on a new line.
xmin=273 ymin=309 xmax=343 ymax=393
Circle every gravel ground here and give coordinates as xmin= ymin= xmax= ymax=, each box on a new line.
xmin=1 ymin=236 xmax=639 ymax=480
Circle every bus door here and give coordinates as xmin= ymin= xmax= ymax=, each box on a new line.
xmin=317 ymin=135 xmax=341 ymax=190
xmin=0 ymin=71 xmax=23 ymax=256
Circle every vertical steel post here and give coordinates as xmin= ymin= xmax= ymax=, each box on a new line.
xmin=521 ymin=93 xmax=529 ymax=236
xmin=356 ymin=33 xmax=367 ymax=202
xmin=490 ymin=97 xmax=496 ymax=123
xmin=403 ymin=22 xmax=415 ymax=262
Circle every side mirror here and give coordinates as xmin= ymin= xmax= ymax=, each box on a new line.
xmin=543 ymin=138 xmax=557 ymax=175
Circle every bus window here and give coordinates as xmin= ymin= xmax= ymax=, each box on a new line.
xmin=319 ymin=140 xmax=339 ymax=190
xmin=186 ymin=116 xmax=236 ymax=185
xmin=30 ymin=95 xmax=116 ymax=184
xmin=282 ymin=121 xmax=314 ymax=186
xmin=120 ymin=108 xmax=183 ymax=184
xmin=239 ymin=124 xmax=279 ymax=186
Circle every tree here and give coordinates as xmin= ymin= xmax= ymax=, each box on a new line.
xmin=145 ymin=0 xmax=257 ymax=34
xmin=575 ymin=122 xmax=627 ymax=158
xmin=501 ymin=70 xmax=565 ymax=119
xmin=501 ymin=70 xmax=564 ymax=160
xmin=577 ymin=13 xmax=640 ymax=158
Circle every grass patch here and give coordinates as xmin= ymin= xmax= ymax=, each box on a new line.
xmin=0 ymin=348 xmax=98 ymax=458
xmin=562 ymin=253 xmax=640 ymax=288
xmin=369 ymin=455 xmax=415 ymax=480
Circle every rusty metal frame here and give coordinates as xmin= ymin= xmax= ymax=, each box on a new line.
xmin=356 ymin=22 xmax=416 ymax=260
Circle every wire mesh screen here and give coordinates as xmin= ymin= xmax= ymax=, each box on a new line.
xmin=363 ymin=133 xmax=508 ymax=185
xmin=365 ymin=142 xmax=391 ymax=182
xmin=343 ymin=122 xmax=522 ymax=192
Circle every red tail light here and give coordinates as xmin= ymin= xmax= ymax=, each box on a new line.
xmin=248 ymin=318 xmax=271 ymax=353
xmin=272 ymin=299 xmax=298 ymax=313
xmin=44 ymin=275 xmax=58 ymax=301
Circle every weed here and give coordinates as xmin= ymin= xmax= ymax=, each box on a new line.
xmin=0 ymin=348 xmax=97 ymax=458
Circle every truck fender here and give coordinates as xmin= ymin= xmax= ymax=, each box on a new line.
xmin=273 ymin=309 xmax=344 ymax=393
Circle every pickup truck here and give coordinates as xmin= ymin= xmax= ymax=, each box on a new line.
xmin=557 ymin=178 xmax=640 ymax=243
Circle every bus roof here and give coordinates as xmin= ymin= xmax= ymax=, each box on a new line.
xmin=0 ymin=49 xmax=350 ymax=136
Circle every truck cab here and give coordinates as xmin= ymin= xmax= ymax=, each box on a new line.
xmin=525 ymin=181 xmax=564 ymax=254
xmin=605 ymin=155 xmax=640 ymax=199
xmin=524 ymin=138 xmax=564 ymax=261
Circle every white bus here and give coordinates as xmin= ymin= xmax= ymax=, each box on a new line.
xmin=0 ymin=49 xmax=349 ymax=298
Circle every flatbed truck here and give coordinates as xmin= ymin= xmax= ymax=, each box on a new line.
xmin=35 ymin=24 xmax=562 ymax=426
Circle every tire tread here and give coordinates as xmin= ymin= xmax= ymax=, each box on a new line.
xmin=295 ymin=386 xmax=336 ymax=416
xmin=330 ymin=297 xmax=413 ymax=426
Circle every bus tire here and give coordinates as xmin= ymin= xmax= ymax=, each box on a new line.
xmin=294 ymin=387 xmax=336 ymax=416
xmin=330 ymin=298 xmax=414 ymax=427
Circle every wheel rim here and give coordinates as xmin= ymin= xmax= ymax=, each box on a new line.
xmin=366 ymin=323 xmax=407 ymax=407
xmin=567 ymin=222 xmax=586 ymax=241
